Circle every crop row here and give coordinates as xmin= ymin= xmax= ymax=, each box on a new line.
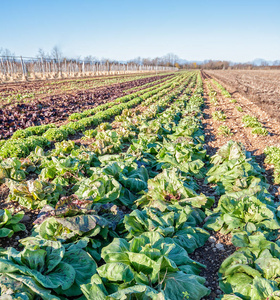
xmin=0 ymin=73 xmax=215 ymax=299
xmin=67 ymin=73 xmax=180 ymax=121
xmin=199 ymin=78 xmax=280 ymax=299
xmin=0 ymin=74 xmax=189 ymax=159
xmin=1 ymin=73 xmax=172 ymax=106
xmin=209 ymin=78 xmax=269 ymax=136
xmin=3 ymin=71 xmax=278 ymax=299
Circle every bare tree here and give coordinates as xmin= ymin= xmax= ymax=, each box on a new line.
xmin=36 ymin=48 xmax=47 ymax=59
xmin=51 ymin=46 xmax=63 ymax=62
xmin=84 ymin=55 xmax=97 ymax=63
xmin=0 ymin=48 xmax=15 ymax=58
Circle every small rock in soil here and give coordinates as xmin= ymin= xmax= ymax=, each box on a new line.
xmin=208 ymin=236 xmax=217 ymax=243
xmin=216 ymin=243 xmax=225 ymax=251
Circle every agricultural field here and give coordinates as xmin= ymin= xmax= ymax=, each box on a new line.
xmin=1 ymin=70 xmax=280 ymax=300
xmin=0 ymin=73 xmax=173 ymax=139
xmin=0 ymin=73 xmax=172 ymax=107
xmin=204 ymin=70 xmax=280 ymax=122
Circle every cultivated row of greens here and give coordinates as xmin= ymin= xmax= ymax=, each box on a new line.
xmin=210 ymin=78 xmax=269 ymax=137
xmin=0 ymin=74 xmax=185 ymax=159
xmin=0 ymin=72 xmax=216 ymax=299
xmin=204 ymin=80 xmax=280 ymax=299
xmin=2 ymin=71 xmax=279 ymax=299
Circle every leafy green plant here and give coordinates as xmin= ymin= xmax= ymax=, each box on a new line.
xmin=251 ymin=127 xmax=268 ymax=136
xmin=218 ymin=125 xmax=233 ymax=136
xmin=204 ymin=194 xmax=280 ymax=240
xmin=97 ymin=122 xmax=112 ymax=131
xmin=229 ymin=99 xmax=237 ymax=103
xmin=210 ymin=97 xmax=219 ymax=105
xmin=50 ymin=140 xmax=78 ymax=156
xmin=89 ymin=130 xmax=123 ymax=155
xmin=0 ymin=209 xmax=26 ymax=238
xmin=242 ymin=115 xmax=262 ymax=128
xmin=0 ymin=158 xmax=26 ymax=183
xmin=25 ymin=203 xmax=117 ymax=262
xmin=0 ymin=238 xmax=97 ymax=298
xmin=264 ymin=146 xmax=280 ymax=184
xmin=74 ymin=173 xmax=121 ymax=204
xmin=136 ymin=168 xmax=213 ymax=211
xmin=12 ymin=124 xmax=57 ymax=139
xmin=236 ymin=106 xmax=243 ymax=112
xmin=6 ymin=179 xmax=64 ymax=209
xmin=242 ymin=115 xmax=268 ymax=136
xmin=82 ymin=129 xmax=98 ymax=139
xmin=218 ymin=234 xmax=280 ymax=299
xmin=0 ymin=136 xmax=50 ymax=158
xmin=81 ymin=232 xmax=210 ymax=300
xmin=212 ymin=80 xmax=231 ymax=98
xmin=206 ymin=140 xmax=266 ymax=195
xmin=43 ymin=126 xmax=75 ymax=142
xmin=124 ymin=206 xmax=209 ymax=253
xmin=212 ymin=110 xmax=226 ymax=121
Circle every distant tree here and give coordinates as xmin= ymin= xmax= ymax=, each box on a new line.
xmin=84 ymin=55 xmax=97 ymax=62
xmin=36 ymin=48 xmax=47 ymax=59
xmin=51 ymin=46 xmax=63 ymax=62
xmin=0 ymin=48 xmax=15 ymax=58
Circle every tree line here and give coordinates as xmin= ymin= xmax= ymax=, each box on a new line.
xmin=1 ymin=46 xmax=279 ymax=70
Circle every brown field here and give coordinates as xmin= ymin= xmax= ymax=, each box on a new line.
xmin=204 ymin=69 xmax=280 ymax=121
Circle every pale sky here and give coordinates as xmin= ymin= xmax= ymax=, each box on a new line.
xmin=0 ymin=0 xmax=279 ymax=62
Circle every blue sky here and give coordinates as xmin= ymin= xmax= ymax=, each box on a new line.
xmin=0 ymin=0 xmax=279 ymax=62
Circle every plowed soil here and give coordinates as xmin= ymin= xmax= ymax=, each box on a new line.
xmin=204 ymin=69 xmax=280 ymax=122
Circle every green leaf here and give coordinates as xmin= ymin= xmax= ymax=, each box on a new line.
xmin=101 ymin=238 xmax=130 ymax=264
xmin=163 ymin=271 xmax=210 ymax=300
xmin=97 ymin=262 xmax=134 ymax=282
xmin=81 ymin=274 xmax=108 ymax=300
xmin=3 ymin=273 xmax=61 ymax=300
xmin=62 ymin=248 xmax=97 ymax=286
xmin=0 ymin=228 xmax=13 ymax=238
xmin=108 ymin=285 xmax=162 ymax=299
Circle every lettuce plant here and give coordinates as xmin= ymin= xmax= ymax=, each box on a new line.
xmin=0 ymin=238 xmax=97 ymax=298
xmin=264 ymin=146 xmax=280 ymax=184
xmin=136 ymin=168 xmax=213 ymax=211
xmin=0 ymin=158 xmax=26 ymax=183
xmin=218 ymin=125 xmax=233 ymax=136
xmin=204 ymin=194 xmax=280 ymax=241
xmin=212 ymin=110 xmax=226 ymax=121
xmin=156 ymin=142 xmax=206 ymax=178
xmin=82 ymin=232 xmax=210 ymax=300
xmin=6 ymin=179 xmax=64 ymax=209
xmin=242 ymin=115 xmax=262 ymax=128
xmin=90 ymin=131 xmax=123 ymax=155
xmin=74 ymin=174 xmax=121 ymax=205
xmin=219 ymin=234 xmax=280 ymax=299
xmin=28 ymin=200 xmax=122 ymax=261
xmin=206 ymin=140 xmax=266 ymax=194
xmin=251 ymin=127 xmax=268 ymax=136
xmin=124 ymin=206 xmax=209 ymax=253
xmin=0 ymin=209 xmax=26 ymax=238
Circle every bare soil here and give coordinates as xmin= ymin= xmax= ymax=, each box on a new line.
xmin=204 ymin=69 xmax=280 ymax=122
